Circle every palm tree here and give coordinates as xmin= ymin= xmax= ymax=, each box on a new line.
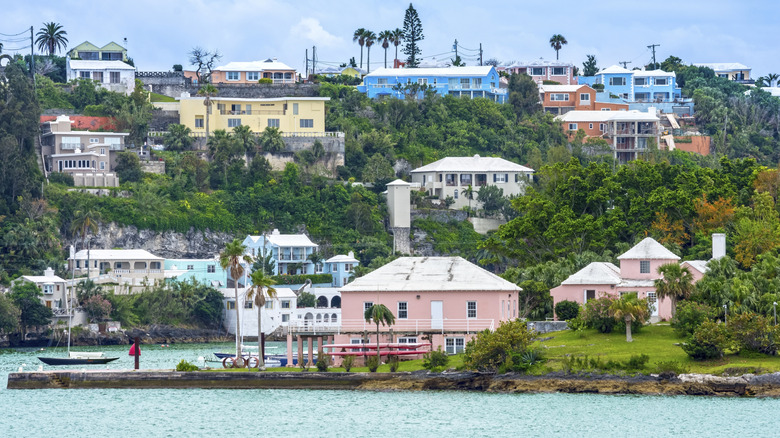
xmin=464 ymin=184 xmax=474 ymax=216
xmin=609 ymin=292 xmax=647 ymax=342
xmin=353 ymin=28 xmax=367 ymax=69
xmin=35 ymin=22 xmax=68 ymax=56
xmin=379 ymin=30 xmax=393 ymax=69
xmin=767 ymin=73 xmax=780 ymax=88
xmin=246 ymin=269 xmax=277 ymax=370
xmin=220 ymin=239 xmax=253 ymax=365
xmin=70 ymin=208 xmax=101 ymax=279
xmin=364 ymin=304 xmax=395 ymax=366
xmin=197 ymin=84 xmax=218 ymax=142
xmin=392 ymin=28 xmax=404 ymax=68
xmin=364 ymin=31 xmax=377 ymax=74
xmin=232 ymin=124 xmax=256 ymax=163
xmin=654 ymin=264 xmax=694 ymax=318
xmin=307 ymin=251 xmax=324 ymax=274
xmin=258 ymin=126 xmax=285 ymax=153
xmin=549 ymin=34 xmax=568 ymax=60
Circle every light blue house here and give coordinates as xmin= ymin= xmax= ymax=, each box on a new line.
xmin=321 ymin=252 xmax=359 ymax=287
xmin=357 ymin=66 xmax=507 ymax=103
xmin=578 ymin=65 xmax=682 ymax=102
xmin=243 ymin=230 xmax=318 ymax=275
xmin=164 ymin=258 xmax=229 ymax=287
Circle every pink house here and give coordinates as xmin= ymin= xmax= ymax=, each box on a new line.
xmin=336 ymin=257 xmax=521 ymax=356
xmin=550 ymin=236 xmax=719 ymax=321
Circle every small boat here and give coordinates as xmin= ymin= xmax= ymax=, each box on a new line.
xmin=38 ymin=351 xmax=120 ymax=366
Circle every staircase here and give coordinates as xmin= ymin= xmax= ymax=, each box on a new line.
xmin=49 ymin=374 xmax=69 ymax=389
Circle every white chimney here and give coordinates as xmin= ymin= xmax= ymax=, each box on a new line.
xmin=712 ymin=233 xmax=726 ymax=260
xmin=44 ymin=267 xmax=55 ymax=277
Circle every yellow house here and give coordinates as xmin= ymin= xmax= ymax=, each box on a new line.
xmin=178 ymin=96 xmax=329 ymax=134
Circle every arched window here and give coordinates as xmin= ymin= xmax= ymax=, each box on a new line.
xmin=317 ymin=296 xmax=328 ymax=308
xmin=330 ymin=296 xmax=341 ymax=308
xmin=331 ymin=313 xmax=338 ymax=323
xmin=316 ymin=314 xmax=322 ymax=322
xmin=324 ymin=314 xmax=329 ymax=323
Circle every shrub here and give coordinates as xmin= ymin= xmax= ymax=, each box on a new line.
xmin=49 ymin=172 xmax=74 ymax=186
xmin=387 ymin=355 xmax=400 ymax=372
xmin=729 ymin=312 xmax=780 ymax=355
xmin=671 ymin=301 xmax=717 ymax=337
xmin=272 ymin=273 xmax=332 ymax=285
xmin=422 ymin=347 xmax=449 ymax=371
xmin=463 ymin=319 xmax=535 ymax=372
xmin=366 ymin=356 xmax=379 ymax=372
xmin=176 ymin=359 xmax=199 ymax=371
xmin=561 ymin=354 xmax=648 ymax=373
xmin=316 ymin=354 xmax=330 ymax=372
xmin=503 ymin=348 xmax=546 ymax=373
xmin=341 ymin=355 xmax=355 ymax=372
xmin=581 ymin=296 xmax=616 ymax=333
xmin=654 ymin=360 xmax=690 ymax=376
xmin=258 ymin=78 xmax=273 ymax=84
xmin=555 ymin=300 xmax=580 ymax=321
xmin=681 ymin=320 xmax=731 ymax=360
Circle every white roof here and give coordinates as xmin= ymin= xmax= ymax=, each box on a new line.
xmin=21 ymin=274 xmax=66 ymax=283
xmin=557 ymin=109 xmax=658 ymax=123
xmin=325 ymin=254 xmax=359 ymax=264
xmin=69 ymin=60 xmax=135 ymax=70
xmin=682 ymin=260 xmax=709 ymax=274
xmin=597 ymin=65 xmax=632 ymax=75
xmin=561 ymin=262 xmax=621 ymax=285
xmin=411 ymin=155 xmax=533 ymax=173
xmin=364 ymin=66 xmax=494 ymax=78
xmin=693 ymin=63 xmax=750 ymax=71
xmin=506 ymin=59 xmax=573 ymax=68
xmin=386 ymin=179 xmax=411 ymax=186
xmin=618 ymin=237 xmax=680 ymax=260
xmin=73 ymin=249 xmax=163 ymax=261
xmin=179 ymin=96 xmax=328 ymax=103
xmin=246 ymin=233 xmax=318 ymax=248
xmin=633 ymin=69 xmax=676 ymax=77
xmin=215 ymin=59 xmax=296 ymax=72
xmin=539 ymin=84 xmax=588 ymax=93
xmin=617 ymin=279 xmax=656 ymax=288
xmin=340 ymin=257 xmax=521 ymax=292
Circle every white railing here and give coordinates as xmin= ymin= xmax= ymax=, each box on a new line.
xmin=291 ymin=318 xmax=496 ymax=335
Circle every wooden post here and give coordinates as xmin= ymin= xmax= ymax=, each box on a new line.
xmin=133 ymin=337 xmax=140 ymax=370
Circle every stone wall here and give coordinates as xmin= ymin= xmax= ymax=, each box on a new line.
xmin=149 ymin=109 xmax=180 ymax=132
xmin=140 ymin=161 xmax=165 ymax=174
xmin=72 ymin=173 xmax=119 ymax=187
xmin=527 ymin=321 xmax=568 ymax=334
xmin=411 ymin=209 xmax=469 ymax=224
xmin=391 ymin=227 xmax=412 ymax=255
xmin=139 ymin=74 xmax=320 ymax=99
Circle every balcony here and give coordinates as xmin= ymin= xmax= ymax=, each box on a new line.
xmin=60 ymin=143 xmax=85 ymax=151
xmin=219 ymin=109 xmax=285 ymax=116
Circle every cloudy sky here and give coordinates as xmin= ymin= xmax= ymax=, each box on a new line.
xmin=4 ymin=0 xmax=778 ymax=77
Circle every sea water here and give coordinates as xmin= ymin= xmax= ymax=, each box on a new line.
xmin=1 ymin=342 xmax=779 ymax=437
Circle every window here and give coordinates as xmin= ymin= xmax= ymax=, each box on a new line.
xmin=600 ymin=123 xmax=606 ymax=131
xmin=494 ymin=173 xmax=507 ymax=183
xmin=228 ymin=118 xmax=241 ymax=127
xmin=299 ymin=119 xmax=314 ymax=128
xmin=448 ymin=78 xmax=458 ymax=89
xmin=454 ymin=189 xmax=459 ymax=199
xmin=43 ymin=285 xmax=54 ymax=295
xmin=92 ymin=72 xmax=103 ymax=82
xmin=195 ymin=117 xmax=204 ymax=128
xmin=265 ymin=301 xmax=273 ymax=309
xmin=247 ymin=72 xmax=259 ymax=81
xmin=398 ymin=302 xmax=408 ymax=319
xmin=282 ymin=300 xmax=291 ymax=309
xmin=601 ymin=108 xmax=611 ymax=111
xmin=550 ymin=93 xmax=569 ymax=101
xmin=445 ymin=337 xmax=465 ymax=354
xmin=445 ymin=173 xmax=457 ymax=186
xmin=552 ymin=67 xmax=565 ymax=76
xmin=207 ymin=265 xmax=216 ymax=273
xmin=282 ymin=314 xmax=290 ymax=322
xmin=187 ymin=265 xmax=194 ymax=270
xmin=640 ymin=260 xmax=651 ymax=274
xmin=268 ymin=119 xmax=280 ymax=128
xmin=417 ymin=78 xmax=428 ymax=85
xmin=472 ymin=78 xmax=482 ymax=88
xmin=377 ymin=78 xmax=388 ymax=86
xmin=460 ymin=174 xmax=472 ymax=186
xmin=79 ymin=71 xmax=91 ymax=79
xmin=293 ymin=103 xmax=299 ymax=115
xmin=99 ymin=148 xmax=106 ymax=155
xmin=609 ymin=77 xmax=626 ymax=86
xmin=109 ymin=72 xmax=120 ymax=83
xmin=227 ymin=301 xmax=236 ymax=310
xmin=634 ymin=77 xmax=647 ymax=86
xmin=585 ymin=290 xmax=596 ymax=302
xmin=467 ymin=301 xmax=477 ymax=318
xmin=398 ymin=337 xmax=418 ymax=344
xmin=231 ymin=104 xmax=242 ymax=114
xmin=580 ymin=93 xmax=590 ymax=102
xmin=99 ymin=162 xmax=105 ymax=170
xmin=568 ymin=123 xmax=578 ymax=131
xmin=655 ymin=78 xmax=668 ymax=86
xmin=364 ymin=302 xmax=373 ymax=312
xmin=460 ymin=78 xmax=470 ymax=89
xmin=226 ymin=71 xmax=240 ymax=81
xmin=244 ymin=301 xmax=253 ymax=309
xmin=90 ymin=138 xmax=99 ymax=143
xmin=531 ymin=67 xmax=544 ymax=76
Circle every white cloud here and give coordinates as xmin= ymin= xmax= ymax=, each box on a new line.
xmin=291 ymin=18 xmax=341 ymax=47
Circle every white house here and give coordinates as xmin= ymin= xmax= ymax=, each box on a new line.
xmin=242 ymin=230 xmax=319 ymax=275
xmin=410 ymin=155 xmax=534 ymax=210
xmin=66 ymin=58 xmax=136 ymax=94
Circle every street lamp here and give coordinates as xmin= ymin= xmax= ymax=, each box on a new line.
xmin=723 ymin=304 xmax=728 ymax=326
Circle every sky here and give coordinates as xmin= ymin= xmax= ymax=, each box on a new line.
xmin=3 ymin=0 xmax=778 ymax=78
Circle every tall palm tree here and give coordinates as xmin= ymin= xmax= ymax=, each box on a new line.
xmin=353 ymin=28 xmax=367 ymax=69
xmin=549 ymin=34 xmax=568 ymax=60
xmin=767 ymin=73 xmax=780 ymax=88
xmin=655 ymin=264 xmax=694 ymax=318
xmin=609 ymin=292 xmax=647 ymax=342
xmin=197 ymin=84 xmax=218 ymax=143
xmin=464 ymin=184 xmax=474 ymax=216
xmin=364 ymin=304 xmax=395 ymax=366
xmin=392 ymin=28 xmax=404 ymax=68
xmin=220 ymin=239 xmax=253 ymax=365
xmin=70 ymin=208 xmax=101 ymax=279
xmin=246 ymin=269 xmax=277 ymax=370
xmin=35 ymin=22 xmax=68 ymax=56
xmin=232 ymin=124 xmax=256 ymax=163
xmin=258 ymin=126 xmax=285 ymax=153
xmin=364 ymin=31 xmax=377 ymax=74
xmin=379 ymin=30 xmax=393 ymax=69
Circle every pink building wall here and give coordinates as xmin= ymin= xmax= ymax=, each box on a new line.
xmin=551 ymin=284 xmax=672 ymax=320
xmin=619 ymin=258 xmax=679 ymax=279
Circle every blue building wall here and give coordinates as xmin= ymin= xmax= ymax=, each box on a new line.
xmin=164 ymin=259 xmax=227 ymax=286
xmin=359 ymin=67 xmax=507 ymax=103
xmin=578 ymin=69 xmax=682 ymax=102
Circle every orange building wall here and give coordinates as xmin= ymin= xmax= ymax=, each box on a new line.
xmin=674 ymin=136 xmax=711 ymax=155
xmin=40 ymin=116 xmax=117 ymax=131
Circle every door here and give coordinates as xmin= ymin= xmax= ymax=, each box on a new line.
xmin=647 ymin=292 xmax=659 ymax=317
xmin=431 ymin=301 xmax=443 ymax=330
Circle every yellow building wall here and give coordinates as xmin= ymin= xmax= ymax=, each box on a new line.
xmin=178 ymin=98 xmax=327 ymax=134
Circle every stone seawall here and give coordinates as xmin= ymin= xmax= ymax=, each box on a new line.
xmin=10 ymin=370 xmax=780 ymax=396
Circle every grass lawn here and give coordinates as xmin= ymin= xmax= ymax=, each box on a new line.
xmin=540 ymin=324 xmax=780 ymax=375
xmin=151 ymin=92 xmax=176 ymax=102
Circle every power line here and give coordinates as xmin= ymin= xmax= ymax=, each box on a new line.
xmin=0 ymin=29 xmax=30 ymax=37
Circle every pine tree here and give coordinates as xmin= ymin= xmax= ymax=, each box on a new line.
xmin=402 ymin=3 xmax=424 ymax=68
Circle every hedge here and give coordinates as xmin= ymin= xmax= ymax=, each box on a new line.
xmin=271 ymin=273 xmax=332 ymax=285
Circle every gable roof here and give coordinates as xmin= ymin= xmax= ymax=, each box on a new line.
xmin=693 ymin=62 xmax=750 ymax=71
xmin=597 ymin=65 xmax=632 ymax=75
xmin=73 ymin=249 xmax=163 ymax=261
xmin=633 ymin=69 xmax=676 ymax=77
xmin=556 ymin=109 xmax=659 ymax=123
xmin=561 ymin=262 xmax=622 ymax=285
xmin=682 ymin=260 xmax=709 ymax=274
xmin=411 ymin=155 xmax=533 ymax=173
xmin=215 ymin=59 xmax=295 ymax=72
xmin=340 ymin=256 xmax=521 ymax=292
xmin=325 ymin=254 xmax=359 ymax=264
xmin=69 ymin=60 xmax=135 ymax=70
xmin=539 ymin=84 xmax=589 ymax=93
xmin=364 ymin=66 xmax=495 ymax=78
xmin=618 ymin=237 xmax=680 ymax=260
xmin=245 ymin=232 xmax=318 ymax=248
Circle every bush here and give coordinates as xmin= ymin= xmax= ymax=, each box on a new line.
xmin=729 ymin=312 xmax=780 ymax=355
xmin=503 ymin=348 xmax=546 ymax=373
xmin=258 ymin=78 xmax=273 ymax=84
xmin=316 ymin=354 xmax=330 ymax=372
xmin=681 ymin=320 xmax=731 ymax=360
xmin=463 ymin=319 xmax=535 ymax=372
xmin=555 ymin=300 xmax=580 ymax=321
xmin=366 ymin=356 xmax=379 ymax=372
xmin=671 ymin=301 xmax=717 ymax=337
xmin=561 ymin=354 xmax=648 ymax=373
xmin=341 ymin=355 xmax=355 ymax=372
xmin=176 ymin=359 xmax=199 ymax=371
xmin=581 ymin=296 xmax=616 ymax=333
xmin=654 ymin=360 xmax=691 ymax=376
xmin=387 ymin=355 xmax=400 ymax=372
xmin=48 ymin=172 xmax=74 ymax=186
xmin=422 ymin=347 xmax=449 ymax=371
xmin=272 ymin=273 xmax=332 ymax=285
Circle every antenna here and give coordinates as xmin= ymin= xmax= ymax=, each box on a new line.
xmin=619 ymin=61 xmax=631 ymax=69
xmin=647 ymin=43 xmax=660 ymax=67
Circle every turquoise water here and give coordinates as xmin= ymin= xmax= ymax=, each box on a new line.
xmin=2 ymin=343 xmax=779 ymax=437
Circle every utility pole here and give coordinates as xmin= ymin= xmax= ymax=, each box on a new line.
xmin=479 ymin=43 xmax=483 ymax=66
xmin=30 ymin=26 xmax=35 ymax=88
xmin=312 ymin=46 xmax=316 ymax=77
xmin=453 ymin=39 xmax=458 ymax=60
xmin=305 ymin=49 xmax=309 ymax=78
xmin=619 ymin=61 xmax=631 ymax=69
xmin=647 ymin=43 xmax=660 ymax=67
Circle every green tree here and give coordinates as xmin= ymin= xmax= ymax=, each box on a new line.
xmin=114 ymin=151 xmax=143 ymax=182
xmin=0 ymin=293 xmax=21 ymax=334
xmin=549 ymin=34 xmax=568 ymax=60
xmin=402 ymin=3 xmax=424 ymax=67
xmin=258 ymin=126 xmax=285 ymax=153
xmin=654 ymin=263 xmax=694 ymax=318
xmin=582 ymin=54 xmax=598 ymax=76
xmin=219 ymin=239 xmax=252 ymax=364
xmin=364 ymin=303 xmax=395 ymax=368
xmin=246 ymin=269 xmax=277 ymax=369
xmin=362 ymin=153 xmax=394 ymax=182
xmin=197 ymin=84 xmax=218 ymax=142
xmin=75 ymin=279 xmax=104 ymax=303
xmin=71 ymin=208 xmax=102 ymax=278
xmin=353 ymin=28 xmax=367 ymax=69
xmin=35 ymin=22 xmax=68 ymax=56
xmin=364 ymin=31 xmax=376 ymax=74
xmin=297 ymin=291 xmax=316 ymax=308
xmin=379 ymin=30 xmax=393 ymax=69
xmin=9 ymin=282 xmax=53 ymax=338
xmin=163 ymin=124 xmax=194 ymax=152
xmin=391 ymin=28 xmax=404 ymax=67
xmin=233 ymin=124 xmax=257 ymax=162
xmin=477 ymin=185 xmax=506 ymax=217
xmin=508 ymin=74 xmax=540 ymax=120
xmin=609 ymin=292 xmax=648 ymax=342
xmin=463 ymin=319 xmax=535 ymax=372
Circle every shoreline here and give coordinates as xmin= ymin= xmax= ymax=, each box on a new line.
xmin=9 ymin=369 xmax=780 ymax=396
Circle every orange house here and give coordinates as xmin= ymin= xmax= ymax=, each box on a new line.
xmin=539 ymin=84 xmax=628 ymax=115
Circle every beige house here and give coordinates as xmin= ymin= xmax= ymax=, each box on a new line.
xmin=693 ymin=63 xmax=751 ymax=82
xmin=14 ymin=268 xmax=69 ymax=319
xmin=70 ymin=249 xmax=165 ymax=293
xmin=410 ymin=155 xmax=534 ymax=210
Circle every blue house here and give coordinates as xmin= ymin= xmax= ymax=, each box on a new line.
xmin=164 ymin=258 xmax=229 ymax=287
xmin=321 ymin=252 xmax=359 ymax=287
xmin=243 ymin=230 xmax=318 ymax=276
xmin=578 ymin=65 xmax=682 ymax=102
xmin=358 ymin=66 xmax=507 ymax=103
